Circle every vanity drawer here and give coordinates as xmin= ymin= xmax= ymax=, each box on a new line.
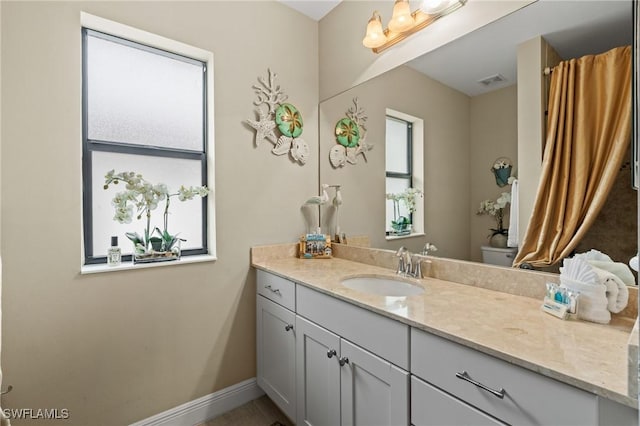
xmin=257 ymin=270 xmax=295 ymax=311
xmin=411 ymin=375 xmax=505 ymax=426
xmin=410 ymin=328 xmax=598 ymax=426
xmin=297 ymin=284 xmax=409 ymax=370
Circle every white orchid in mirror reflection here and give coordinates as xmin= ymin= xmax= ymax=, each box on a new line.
xmin=477 ymin=192 xmax=511 ymax=237
xmin=104 ymin=170 xmax=209 ymax=254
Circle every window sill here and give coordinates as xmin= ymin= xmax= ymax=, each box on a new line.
xmin=80 ymin=254 xmax=217 ymax=275
xmin=385 ymin=232 xmax=425 ymax=241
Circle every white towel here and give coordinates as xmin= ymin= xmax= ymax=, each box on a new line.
xmin=574 ymin=249 xmax=612 ymax=263
xmin=589 ymin=266 xmax=628 ymax=313
xmin=507 ymin=179 xmax=519 ymax=247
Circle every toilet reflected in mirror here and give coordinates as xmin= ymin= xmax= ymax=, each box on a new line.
xmin=480 ymin=246 xmax=518 ymax=267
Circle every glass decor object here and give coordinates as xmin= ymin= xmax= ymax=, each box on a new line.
xmin=335 ymin=118 xmax=360 ymax=147
xmin=107 ymin=236 xmax=122 ymax=266
xmin=275 ymin=103 xmax=303 ymax=138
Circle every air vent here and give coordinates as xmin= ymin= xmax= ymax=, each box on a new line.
xmin=477 ymin=74 xmax=507 ymax=86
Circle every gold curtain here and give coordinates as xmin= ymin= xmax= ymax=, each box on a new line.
xmin=513 ymin=46 xmax=631 ymax=268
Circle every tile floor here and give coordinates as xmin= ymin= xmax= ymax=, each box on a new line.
xmin=199 ymin=395 xmax=293 ymax=426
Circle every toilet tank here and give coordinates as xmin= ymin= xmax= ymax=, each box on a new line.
xmin=481 ymin=246 xmax=518 ymax=267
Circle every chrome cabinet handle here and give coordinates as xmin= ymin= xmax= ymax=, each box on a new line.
xmin=327 ymin=349 xmax=337 ymax=358
xmin=285 ymin=324 xmax=294 ymax=331
xmin=265 ymin=285 xmax=281 ymax=295
xmin=455 ymin=371 xmax=505 ymax=399
xmin=339 ymin=357 xmax=349 ymax=366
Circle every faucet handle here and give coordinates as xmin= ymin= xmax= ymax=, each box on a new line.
xmin=411 ymin=255 xmax=423 ymax=278
xmin=396 ymin=246 xmax=407 ymax=256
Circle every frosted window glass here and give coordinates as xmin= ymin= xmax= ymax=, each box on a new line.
xmin=86 ymin=34 xmax=204 ymax=151
xmin=92 ymin=151 xmax=204 ymax=256
xmin=386 ymin=118 xmax=409 ymax=174
xmin=386 ymin=177 xmax=410 ymax=231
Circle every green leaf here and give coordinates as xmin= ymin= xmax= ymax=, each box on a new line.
xmin=125 ymin=232 xmax=144 ymax=245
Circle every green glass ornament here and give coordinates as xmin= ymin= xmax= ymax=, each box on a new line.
xmin=275 ymin=103 xmax=303 ymax=138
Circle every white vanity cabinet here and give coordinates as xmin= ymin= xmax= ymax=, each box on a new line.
xmin=256 ymin=271 xmax=297 ymax=421
xmin=410 ymin=328 xmax=638 ymax=426
xmin=295 ymin=284 xmax=410 ymax=426
xmin=257 ymin=270 xmax=410 ymax=426
xmin=295 ymin=315 xmax=409 ymax=426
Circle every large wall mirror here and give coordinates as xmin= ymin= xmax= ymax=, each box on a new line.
xmin=319 ymin=0 xmax=636 ymax=276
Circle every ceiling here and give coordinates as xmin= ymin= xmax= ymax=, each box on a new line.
xmin=407 ymin=0 xmax=633 ymax=96
xmin=278 ymin=0 xmax=342 ymax=21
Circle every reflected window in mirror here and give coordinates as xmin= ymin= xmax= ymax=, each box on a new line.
xmin=385 ymin=110 xmax=425 ymax=239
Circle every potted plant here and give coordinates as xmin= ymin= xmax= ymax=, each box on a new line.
xmin=476 ymin=192 xmax=511 ymax=247
xmin=104 ymin=170 xmax=209 ymax=263
xmin=386 ymin=188 xmax=423 ymax=235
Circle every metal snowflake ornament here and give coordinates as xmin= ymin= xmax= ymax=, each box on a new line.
xmin=245 ymin=68 xmax=308 ymax=165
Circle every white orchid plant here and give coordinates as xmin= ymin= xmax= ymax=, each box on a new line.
xmin=104 ymin=170 xmax=209 ymax=254
xmin=477 ymin=192 xmax=511 ymax=237
xmin=386 ymin=187 xmax=423 ymax=231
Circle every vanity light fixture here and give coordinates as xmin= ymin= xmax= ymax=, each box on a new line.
xmin=362 ymin=0 xmax=467 ymax=53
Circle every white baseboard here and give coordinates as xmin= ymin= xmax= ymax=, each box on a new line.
xmin=130 ymin=378 xmax=265 ymax=426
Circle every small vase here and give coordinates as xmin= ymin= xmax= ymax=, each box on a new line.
xmin=490 ymin=233 xmax=508 ymax=248
xmin=493 ymin=166 xmax=512 ymax=187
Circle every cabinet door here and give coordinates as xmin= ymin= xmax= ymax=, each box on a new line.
xmin=257 ymin=296 xmax=296 ymax=421
xmin=340 ymin=339 xmax=409 ymax=426
xmin=296 ymin=315 xmax=341 ymax=426
xmin=411 ymin=376 xmax=505 ymax=426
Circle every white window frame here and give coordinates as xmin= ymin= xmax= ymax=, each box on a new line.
xmin=80 ymin=12 xmax=216 ymax=273
xmin=385 ymin=108 xmax=424 ymax=240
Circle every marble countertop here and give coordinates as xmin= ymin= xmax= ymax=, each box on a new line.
xmin=252 ymin=254 xmax=638 ymax=408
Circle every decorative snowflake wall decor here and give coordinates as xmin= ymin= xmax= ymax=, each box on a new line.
xmin=329 ymin=98 xmax=373 ymax=168
xmin=245 ymin=68 xmax=309 ymax=165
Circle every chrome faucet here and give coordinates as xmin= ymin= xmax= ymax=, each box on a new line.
xmin=396 ymin=247 xmax=423 ymax=278
xmin=396 ymin=246 xmax=409 ymax=275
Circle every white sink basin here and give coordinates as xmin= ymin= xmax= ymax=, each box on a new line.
xmin=341 ymin=276 xmax=424 ymax=297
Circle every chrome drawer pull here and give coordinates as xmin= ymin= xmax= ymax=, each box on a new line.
xmin=339 ymin=357 xmax=349 ymax=366
xmin=327 ymin=349 xmax=337 ymax=358
xmin=265 ymin=285 xmax=281 ymax=295
xmin=455 ymin=371 xmax=505 ymax=399
xmin=285 ymin=324 xmax=294 ymax=331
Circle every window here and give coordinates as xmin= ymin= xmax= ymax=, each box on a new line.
xmin=81 ymin=16 xmax=214 ymax=266
xmin=385 ymin=110 xmax=424 ymax=237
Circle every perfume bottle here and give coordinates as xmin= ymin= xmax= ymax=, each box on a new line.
xmin=107 ymin=236 xmax=122 ymax=266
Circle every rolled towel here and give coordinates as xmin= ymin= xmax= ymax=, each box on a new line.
xmin=587 ymin=260 xmax=636 ymax=286
xmin=588 ymin=265 xmax=629 ymax=313
xmin=560 ymin=276 xmax=610 ymax=324
xmin=573 ymin=249 xmax=613 ymax=263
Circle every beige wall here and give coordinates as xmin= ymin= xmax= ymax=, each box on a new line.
xmin=469 ymin=85 xmax=518 ymax=262
xmin=1 ymin=2 xmax=317 ymax=424
xmin=319 ymin=0 xmax=534 ymax=100
xmin=319 ymin=65 xmax=471 ymax=259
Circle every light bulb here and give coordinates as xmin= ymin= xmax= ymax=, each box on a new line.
xmin=388 ymin=0 xmax=414 ymax=33
xmin=362 ymin=11 xmax=386 ymax=49
xmin=421 ymin=0 xmax=457 ymax=15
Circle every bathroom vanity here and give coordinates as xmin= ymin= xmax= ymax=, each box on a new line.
xmin=252 ymin=243 xmax=638 ymax=426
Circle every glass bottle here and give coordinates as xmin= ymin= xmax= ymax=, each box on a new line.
xmin=107 ymin=236 xmax=122 ymax=266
